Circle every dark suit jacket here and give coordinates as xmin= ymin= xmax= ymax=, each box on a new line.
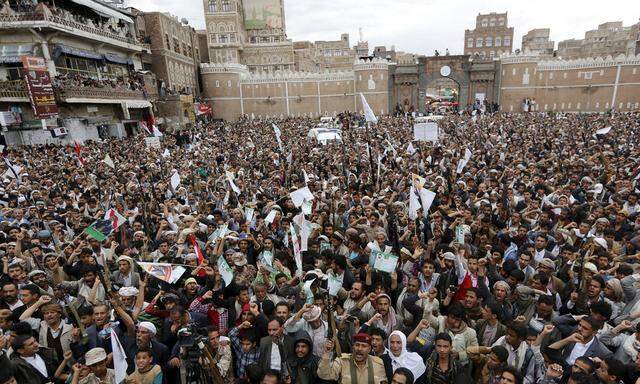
xmin=257 ymin=334 xmax=295 ymax=371
xmin=11 ymin=347 xmax=58 ymax=384
xmin=558 ymin=336 xmax=612 ymax=366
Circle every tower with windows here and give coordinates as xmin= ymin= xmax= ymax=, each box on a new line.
xmin=203 ymin=0 xmax=244 ymax=64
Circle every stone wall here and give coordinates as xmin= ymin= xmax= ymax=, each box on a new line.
xmin=499 ymin=53 xmax=640 ymax=112
xmin=201 ymin=59 xmax=391 ymax=120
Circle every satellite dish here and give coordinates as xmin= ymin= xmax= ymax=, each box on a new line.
xmin=440 ymin=65 xmax=451 ymax=77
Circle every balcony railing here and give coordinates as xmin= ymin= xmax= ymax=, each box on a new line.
xmin=0 ymin=11 xmax=143 ymax=48
xmin=0 ymin=79 xmax=154 ymax=101
xmin=55 ymin=85 xmax=148 ymax=101
xmin=0 ymin=80 xmax=29 ymax=99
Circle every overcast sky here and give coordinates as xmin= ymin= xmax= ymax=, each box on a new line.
xmin=128 ymin=0 xmax=640 ymax=55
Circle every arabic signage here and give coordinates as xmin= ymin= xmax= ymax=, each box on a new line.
xmin=21 ymin=56 xmax=58 ymax=119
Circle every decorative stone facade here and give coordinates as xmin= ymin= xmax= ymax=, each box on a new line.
xmin=464 ymin=12 xmax=514 ymax=59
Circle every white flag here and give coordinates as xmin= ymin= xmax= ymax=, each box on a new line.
xmin=456 ymin=158 xmax=468 ymax=174
xmin=290 ymin=223 xmax=302 ymax=276
xmin=409 ymin=185 xmax=421 ymax=220
xmin=226 ymin=171 xmax=241 ymax=195
xmin=102 ymin=154 xmax=115 ymax=169
xmin=110 ymin=329 xmax=128 ymax=384
xmin=162 ymin=148 xmax=170 ymax=158
xmin=152 ymin=125 xmax=163 ymax=137
xmin=464 ymin=148 xmax=472 ymax=161
xmin=302 ymin=169 xmax=310 ymax=184
xmin=595 ymin=126 xmax=611 ymax=135
xmin=360 ymin=93 xmax=378 ymax=124
xmin=418 ymin=189 xmax=436 ymax=217
xmin=406 ymin=142 xmax=416 ymax=155
xmin=272 ymin=124 xmax=283 ymax=151
xmin=170 ymin=172 xmax=180 ymax=190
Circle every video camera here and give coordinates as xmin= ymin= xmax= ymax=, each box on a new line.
xmin=177 ymin=326 xmax=210 ymax=362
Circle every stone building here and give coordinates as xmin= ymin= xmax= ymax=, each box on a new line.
xmin=0 ymin=0 xmax=157 ymax=145
xmin=201 ymin=58 xmax=391 ymax=121
xmin=521 ymin=28 xmax=555 ymax=56
xmin=203 ymin=0 xmax=294 ymax=73
xmin=139 ymin=12 xmax=201 ymax=95
xmin=313 ymin=34 xmax=357 ymax=71
xmin=557 ymin=21 xmax=640 ymax=59
xmin=464 ymin=12 xmax=514 ymax=59
xmin=498 ymin=53 xmax=640 ymax=113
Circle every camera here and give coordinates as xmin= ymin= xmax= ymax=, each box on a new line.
xmin=177 ymin=326 xmax=210 ymax=362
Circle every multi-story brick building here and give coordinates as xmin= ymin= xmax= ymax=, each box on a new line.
xmin=203 ymin=0 xmax=294 ymax=73
xmin=0 ymin=0 xmax=157 ymax=145
xmin=200 ymin=0 xmax=389 ymax=120
xmin=464 ymin=12 xmax=514 ymax=59
xmin=557 ymin=21 xmax=640 ymax=59
xmin=522 ymin=28 xmax=555 ymax=56
xmin=499 ymin=52 xmax=640 ymax=113
xmin=139 ymin=12 xmax=200 ymax=96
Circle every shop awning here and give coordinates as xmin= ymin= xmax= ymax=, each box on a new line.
xmin=0 ymin=44 xmax=36 ymax=63
xmin=103 ymin=52 xmax=133 ymax=66
xmin=66 ymin=0 xmax=134 ymax=23
xmin=53 ymin=45 xmax=103 ymax=60
xmin=124 ymin=100 xmax=152 ymax=109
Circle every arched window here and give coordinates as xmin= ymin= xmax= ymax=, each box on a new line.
xmin=489 ymin=18 xmax=496 ymax=26
xmin=495 ymin=37 xmax=502 ymax=47
xmin=219 ymin=24 xmax=226 ymax=32
xmin=476 ymin=38 xmax=483 ymax=47
xmin=503 ymin=37 xmax=511 ymax=46
xmin=221 ymin=0 xmax=232 ymax=12
xmin=208 ymin=0 xmax=216 ymax=12
xmin=486 ymin=37 xmax=493 ymax=47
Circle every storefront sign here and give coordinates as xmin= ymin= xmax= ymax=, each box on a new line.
xmin=22 ymin=56 xmax=58 ymax=119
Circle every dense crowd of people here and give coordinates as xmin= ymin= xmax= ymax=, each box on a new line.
xmin=53 ymin=73 xmax=147 ymax=92
xmin=0 ymin=111 xmax=639 ymax=384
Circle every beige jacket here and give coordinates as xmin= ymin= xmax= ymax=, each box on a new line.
xmin=318 ymin=353 xmax=387 ymax=384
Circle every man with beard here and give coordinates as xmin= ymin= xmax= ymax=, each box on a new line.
xmin=1 ymin=282 xmax=23 ymax=313
xmin=111 ymin=255 xmax=140 ymax=288
xmin=342 ymin=282 xmax=372 ymax=315
xmin=27 ymin=270 xmax=52 ymax=296
xmin=287 ymin=331 xmax=322 ymax=384
xmin=317 ymin=333 xmax=386 ymax=384
xmin=125 ymin=321 xmax=169 ymax=374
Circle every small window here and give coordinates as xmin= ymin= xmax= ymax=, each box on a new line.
xmin=549 ymin=72 xmax=554 ymax=80
xmin=208 ymin=0 xmax=217 ymax=12
xmin=476 ymin=38 xmax=483 ymax=47
xmin=467 ymin=38 xmax=474 ymax=48
xmin=481 ymin=19 xmax=488 ymax=27
xmin=503 ymin=37 xmax=511 ymax=46
xmin=495 ymin=37 xmax=501 ymax=47
xmin=486 ymin=37 xmax=493 ymax=47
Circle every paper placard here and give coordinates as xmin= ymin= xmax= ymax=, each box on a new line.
xmin=290 ymin=186 xmax=315 ymax=207
xmin=209 ymin=223 xmax=228 ymax=241
xmin=260 ymin=250 xmax=274 ymax=267
xmin=217 ymin=256 xmax=234 ymax=286
xmin=373 ymin=252 xmax=398 ymax=273
xmin=145 ymin=136 xmax=161 ymax=148
xmin=301 ymin=200 xmax=312 ymax=215
xmin=328 ymin=275 xmax=342 ymax=296
xmin=413 ymin=122 xmax=439 ymax=142
xmin=245 ymin=207 xmax=255 ymax=223
xmin=455 ymin=225 xmax=465 ymax=245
